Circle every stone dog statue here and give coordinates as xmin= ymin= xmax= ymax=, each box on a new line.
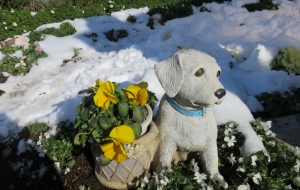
xmin=152 ymin=48 xmax=226 ymax=178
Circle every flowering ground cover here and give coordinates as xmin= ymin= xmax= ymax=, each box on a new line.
xmin=1 ymin=0 xmax=300 ymax=189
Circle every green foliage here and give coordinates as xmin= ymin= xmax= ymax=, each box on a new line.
xmin=255 ymin=88 xmax=300 ymax=117
xmin=270 ymin=46 xmax=300 ymax=75
xmin=0 ymin=43 xmax=47 ymax=76
xmin=127 ymin=14 xmax=136 ymax=23
xmin=41 ymin=121 xmax=77 ymax=173
xmin=0 ymin=9 xmax=34 ymax=41
xmin=138 ymin=120 xmax=300 ymax=189
xmin=0 ymin=22 xmax=76 ymax=76
xmin=28 ymin=21 xmax=76 ymax=42
xmin=243 ymin=0 xmax=279 ymax=12
xmin=148 ymin=2 xmax=193 ymax=25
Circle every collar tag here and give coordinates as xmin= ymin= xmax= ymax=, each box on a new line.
xmin=166 ymin=96 xmax=206 ymax=117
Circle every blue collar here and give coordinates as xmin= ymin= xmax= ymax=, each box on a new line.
xmin=166 ymin=96 xmax=206 ymax=117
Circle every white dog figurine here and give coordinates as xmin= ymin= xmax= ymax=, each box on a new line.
xmin=153 ymin=48 xmax=226 ymax=178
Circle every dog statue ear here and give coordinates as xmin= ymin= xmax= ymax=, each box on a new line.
xmin=154 ymin=53 xmax=183 ymax=98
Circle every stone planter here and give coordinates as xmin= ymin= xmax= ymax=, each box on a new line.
xmin=89 ymin=104 xmax=158 ymax=189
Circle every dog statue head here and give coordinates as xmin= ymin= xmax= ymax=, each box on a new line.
xmin=155 ymin=48 xmax=226 ymax=109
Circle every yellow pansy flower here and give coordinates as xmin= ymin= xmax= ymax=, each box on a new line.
xmin=93 ymin=80 xmax=119 ymax=109
xmin=88 ymin=79 xmax=104 ymax=92
xmin=125 ymin=82 xmax=149 ymax=106
xmin=100 ymin=125 xmax=135 ymax=163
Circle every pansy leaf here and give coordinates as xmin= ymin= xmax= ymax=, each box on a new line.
xmin=79 ymin=107 xmax=89 ymax=121
xmin=130 ymin=123 xmax=142 ymax=139
xmin=115 ymin=87 xmax=127 ymax=101
xmin=132 ymin=106 xmax=146 ymax=123
xmin=81 ymin=123 xmax=88 ymax=129
xmin=88 ymin=116 xmax=100 ymax=128
xmin=99 ymin=117 xmax=115 ymax=130
xmin=123 ymin=118 xmax=133 ymax=126
xmin=74 ymin=133 xmax=81 ymax=145
xmin=92 ymin=129 xmax=101 ymax=139
xmin=81 ymin=134 xmax=87 ymax=145
xmin=118 ymin=101 xmax=129 ymax=118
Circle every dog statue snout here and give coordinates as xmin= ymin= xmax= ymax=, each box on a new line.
xmin=214 ymin=88 xmax=226 ymax=99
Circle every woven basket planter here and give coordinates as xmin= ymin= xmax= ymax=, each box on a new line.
xmin=90 ymin=121 xmax=158 ymax=189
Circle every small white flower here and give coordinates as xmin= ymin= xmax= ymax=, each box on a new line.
xmin=24 ymin=30 xmax=27 ymax=33
xmin=11 ymin=9 xmax=14 ymax=13
xmin=54 ymin=162 xmax=60 ymax=172
xmin=270 ymin=132 xmax=276 ymax=137
xmin=139 ymin=173 xmax=151 ymax=188
xmin=261 ymin=121 xmax=272 ymax=131
xmin=214 ymin=173 xmax=228 ymax=189
xmin=15 ymin=60 xmax=26 ymax=68
xmin=227 ymin=153 xmax=236 ymax=165
xmin=13 ymin=22 xmax=17 ymax=26
xmin=191 ymin=159 xmax=199 ymax=172
xmin=237 ymin=166 xmax=246 ymax=173
xmin=4 ymin=26 xmax=7 ymax=30
xmin=238 ymin=157 xmax=244 ymax=163
xmin=82 ymin=11 xmax=84 ymax=14
xmin=252 ymin=173 xmax=262 ymax=185
xmin=224 ymin=136 xmax=236 ymax=147
xmin=160 ymin=175 xmax=169 ymax=186
xmin=263 ymin=151 xmax=271 ymax=162
xmin=294 ymin=159 xmax=300 ymax=172
xmin=51 ymin=10 xmax=55 ymax=14
xmin=152 ymin=172 xmax=160 ymax=185
xmin=109 ymin=0 xmax=112 ymax=3
xmin=251 ymin=155 xmax=258 ymax=166
xmin=64 ymin=168 xmax=70 ymax=174
xmin=224 ymin=128 xmax=232 ymax=135
xmin=268 ymin=141 xmax=276 ymax=147
xmin=293 ymin=147 xmax=300 ymax=157
xmin=237 ymin=183 xmax=250 ymax=190
xmin=228 ymin=122 xmax=234 ymax=128
xmin=44 ymin=132 xmax=51 ymax=139
xmin=265 ymin=130 xmax=271 ymax=136
xmin=3 ymin=22 xmax=6 ymax=24
xmin=194 ymin=172 xmax=207 ymax=186
xmin=110 ymin=4 xmax=113 ymax=8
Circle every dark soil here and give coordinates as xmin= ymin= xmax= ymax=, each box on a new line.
xmin=0 ymin=143 xmax=112 ymax=190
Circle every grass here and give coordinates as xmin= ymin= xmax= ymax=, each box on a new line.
xmin=0 ymin=0 xmax=298 ymax=189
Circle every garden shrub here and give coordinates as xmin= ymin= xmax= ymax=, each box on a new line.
xmin=243 ymin=0 xmax=278 ymax=12
xmin=28 ymin=21 xmax=76 ymax=42
xmin=270 ymin=46 xmax=300 ymax=75
xmin=255 ymin=88 xmax=300 ymax=118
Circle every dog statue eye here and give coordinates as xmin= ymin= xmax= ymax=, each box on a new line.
xmin=195 ymin=68 xmax=204 ymax=77
xmin=217 ymin=71 xmax=221 ymax=78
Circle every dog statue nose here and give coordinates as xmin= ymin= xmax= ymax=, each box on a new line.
xmin=214 ymin=88 xmax=226 ymax=99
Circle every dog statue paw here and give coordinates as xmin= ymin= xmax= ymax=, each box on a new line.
xmin=152 ymin=48 xmax=226 ymax=178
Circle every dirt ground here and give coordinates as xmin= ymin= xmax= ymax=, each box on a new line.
xmin=0 ymin=143 xmax=112 ymax=190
